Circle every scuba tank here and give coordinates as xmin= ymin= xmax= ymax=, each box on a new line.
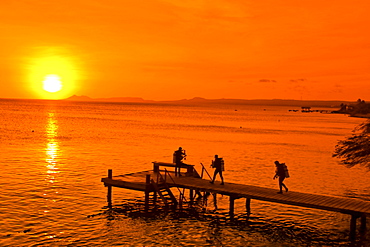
xmin=282 ymin=163 xmax=289 ymax=178
xmin=220 ymin=158 xmax=225 ymax=171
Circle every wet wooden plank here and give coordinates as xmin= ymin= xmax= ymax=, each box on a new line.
xmin=102 ymin=177 xmax=147 ymax=191
xmin=102 ymin=171 xmax=370 ymax=215
xmin=170 ymin=176 xmax=370 ymax=215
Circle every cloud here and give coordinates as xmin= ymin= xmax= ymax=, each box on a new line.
xmin=258 ymin=79 xmax=277 ymax=83
xmin=289 ymin=79 xmax=307 ymax=83
xmin=330 ymin=83 xmax=343 ymax=93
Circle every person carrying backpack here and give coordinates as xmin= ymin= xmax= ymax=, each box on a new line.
xmin=210 ymin=155 xmax=224 ymax=185
xmin=273 ymin=160 xmax=289 ymax=194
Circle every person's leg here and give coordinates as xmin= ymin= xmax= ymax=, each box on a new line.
xmin=281 ymin=177 xmax=288 ymax=191
xmin=219 ymin=170 xmax=224 ymax=185
xmin=210 ymin=170 xmax=219 ymax=183
xmin=176 ymin=162 xmax=183 ymax=176
xmin=278 ymin=176 xmax=287 ymax=193
xmin=176 ymin=163 xmax=181 ymax=176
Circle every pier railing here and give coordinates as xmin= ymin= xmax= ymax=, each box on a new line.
xmin=153 ymin=161 xmax=195 ymax=176
xmin=200 ymin=162 xmax=212 ymax=180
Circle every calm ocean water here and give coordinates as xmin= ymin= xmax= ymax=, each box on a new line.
xmin=1 ymin=98 xmax=369 ymax=246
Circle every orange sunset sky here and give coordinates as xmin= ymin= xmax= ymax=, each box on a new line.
xmin=1 ymin=0 xmax=370 ymax=101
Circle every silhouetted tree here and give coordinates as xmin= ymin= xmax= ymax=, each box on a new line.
xmin=333 ymin=120 xmax=370 ymax=169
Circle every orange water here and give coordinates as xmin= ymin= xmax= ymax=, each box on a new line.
xmin=0 ymin=99 xmax=368 ymax=246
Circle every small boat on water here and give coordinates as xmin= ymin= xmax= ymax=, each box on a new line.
xmin=301 ymin=106 xmax=312 ymax=112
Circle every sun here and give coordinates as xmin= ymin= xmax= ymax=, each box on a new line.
xmin=43 ymin=74 xmax=62 ymax=93
xmin=27 ymin=47 xmax=80 ymax=99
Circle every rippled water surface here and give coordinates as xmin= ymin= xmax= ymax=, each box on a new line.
xmin=1 ymin=99 xmax=369 ymax=246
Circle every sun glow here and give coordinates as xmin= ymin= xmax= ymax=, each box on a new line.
xmin=28 ymin=47 xmax=80 ymax=99
xmin=43 ymin=75 xmax=62 ymax=93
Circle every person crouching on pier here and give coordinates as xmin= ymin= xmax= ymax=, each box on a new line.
xmin=210 ymin=155 xmax=224 ymax=185
xmin=273 ymin=160 xmax=289 ymax=194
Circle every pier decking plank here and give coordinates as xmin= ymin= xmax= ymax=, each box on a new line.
xmin=172 ymin=175 xmax=370 ymax=215
xmin=101 ymin=164 xmax=370 ymax=241
xmin=102 ymin=170 xmax=370 ymax=215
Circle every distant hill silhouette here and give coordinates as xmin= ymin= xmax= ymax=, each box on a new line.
xmin=64 ymin=95 xmax=154 ymax=103
xmin=65 ymin=95 xmax=93 ymax=101
xmin=63 ymin=95 xmax=354 ymax=108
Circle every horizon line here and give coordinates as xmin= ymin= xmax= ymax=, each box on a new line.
xmin=0 ymin=95 xmax=358 ymax=103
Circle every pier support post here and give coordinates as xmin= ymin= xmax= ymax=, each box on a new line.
xmin=145 ymin=174 xmax=151 ymax=212
xmin=360 ymin=214 xmax=367 ymax=241
xmin=153 ymin=191 xmax=157 ymax=207
xmin=189 ymin=189 xmax=194 ymax=203
xmin=212 ymin=193 xmax=218 ymax=209
xmin=153 ymin=162 xmax=159 ymax=173
xmin=246 ymin=198 xmax=251 ymax=216
xmin=229 ymin=196 xmax=235 ymax=217
xmin=107 ymin=169 xmax=112 ymax=208
xmin=350 ymin=215 xmax=356 ymax=241
xmin=350 ymin=214 xmax=360 ymax=242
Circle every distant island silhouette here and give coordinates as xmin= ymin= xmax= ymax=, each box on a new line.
xmin=64 ymin=95 xmax=355 ymax=108
xmin=332 ymin=98 xmax=370 ymax=118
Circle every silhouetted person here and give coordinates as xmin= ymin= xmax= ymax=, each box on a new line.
xmin=173 ymin=147 xmax=186 ymax=176
xmin=210 ymin=155 xmax=224 ymax=185
xmin=273 ymin=160 xmax=289 ymax=193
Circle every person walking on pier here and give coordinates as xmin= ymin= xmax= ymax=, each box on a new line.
xmin=273 ymin=160 xmax=289 ymax=194
xmin=210 ymin=155 xmax=224 ymax=185
xmin=173 ymin=147 xmax=186 ymax=176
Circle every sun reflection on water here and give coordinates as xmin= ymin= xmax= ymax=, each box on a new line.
xmin=45 ymin=112 xmax=60 ymax=181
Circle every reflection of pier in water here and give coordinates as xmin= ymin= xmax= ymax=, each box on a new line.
xmin=102 ymin=162 xmax=370 ymax=241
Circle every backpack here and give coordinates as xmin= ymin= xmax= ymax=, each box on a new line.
xmin=282 ymin=163 xmax=289 ymax=178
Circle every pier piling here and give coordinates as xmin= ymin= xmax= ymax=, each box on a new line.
xmin=246 ymin=198 xmax=251 ymax=216
xmin=145 ymin=174 xmax=151 ymax=212
xmin=350 ymin=214 xmax=357 ymax=241
xmin=229 ymin=196 xmax=235 ymax=217
xmin=189 ymin=189 xmax=194 ymax=203
xmin=360 ymin=214 xmax=367 ymax=241
xmin=107 ymin=169 xmax=112 ymax=208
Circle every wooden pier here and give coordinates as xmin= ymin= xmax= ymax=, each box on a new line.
xmin=101 ymin=161 xmax=370 ymax=241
